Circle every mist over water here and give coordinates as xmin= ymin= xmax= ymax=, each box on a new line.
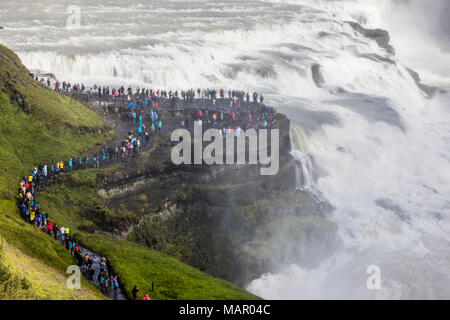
xmin=1 ymin=0 xmax=449 ymax=299
xmin=380 ymin=0 xmax=450 ymax=88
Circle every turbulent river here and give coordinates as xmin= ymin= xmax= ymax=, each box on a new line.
xmin=1 ymin=0 xmax=449 ymax=299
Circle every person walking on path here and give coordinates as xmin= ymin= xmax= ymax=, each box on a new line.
xmin=46 ymin=220 xmax=53 ymax=235
xmin=60 ymin=226 xmax=66 ymax=241
xmin=132 ymin=286 xmax=139 ymax=300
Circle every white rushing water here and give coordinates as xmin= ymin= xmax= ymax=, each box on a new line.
xmin=1 ymin=0 xmax=449 ymax=299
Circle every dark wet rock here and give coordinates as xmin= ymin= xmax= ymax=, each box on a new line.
xmin=422 ymin=184 xmax=439 ymax=194
xmin=332 ymin=92 xmax=405 ymax=131
xmin=15 ymin=92 xmax=29 ymax=113
xmin=406 ymin=68 xmax=440 ymax=97
xmin=59 ymin=95 xmax=336 ymax=286
xmin=330 ymin=87 xmax=348 ymax=94
xmin=3 ymin=80 xmax=30 ymax=113
xmin=375 ymin=199 xmax=410 ymax=222
xmin=318 ymin=31 xmax=332 ymax=38
xmin=280 ymin=43 xmax=320 ymax=54
xmin=311 ymin=63 xmax=325 ymax=87
xmin=255 ymin=63 xmax=278 ymax=78
xmin=359 ymin=53 xmax=396 ymax=65
xmin=347 ymin=21 xmax=396 ymax=55
xmin=238 ymin=55 xmax=258 ymax=62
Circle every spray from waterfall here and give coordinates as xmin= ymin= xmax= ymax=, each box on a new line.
xmin=289 ymin=125 xmax=324 ymax=201
xmin=2 ymin=0 xmax=450 ymax=300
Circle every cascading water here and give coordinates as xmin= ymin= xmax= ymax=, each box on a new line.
xmin=294 ymin=164 xmax=302 ymax=190
xmin=290 ymin=124 xmax=317 ymax=193
xmin=2 ymin=0 xmax=449 ymax=299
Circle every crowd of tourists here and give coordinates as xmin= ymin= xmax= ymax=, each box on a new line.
xmin=24 ymin=75 xmax=279 ymax=299
xmin=43 ymin=80 xmax=278 ymax=140
xmin=34 ymin=74 xmax=266 ymax=109
xmin=16 ymin=170 xmax=122 ymax=296
xmin=186 ymin=101 xmax=277 ymax=133
xmin=15 ymin=86 xmax=163 ymax=299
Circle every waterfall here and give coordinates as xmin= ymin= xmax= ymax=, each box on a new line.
xmin=290 ymin=125 xmax=317 ymax=192
xmin=293 ymin=150 xmax=315 ymax=191
xmin=294 ymin=164 xmax=301 ymax=190
xmin=4 ymin=0 xmax=450 ymax=300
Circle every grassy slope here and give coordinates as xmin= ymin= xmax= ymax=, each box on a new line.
xmin=0 ymin=43 xmax=111 ymax=299
xmin=79 ymin=233 xmax=260 ymax=300
xmin=39 ymin=169 xmax=260 ymax=300
xmin=0 ymin=238 xmax=104 ymax=300
xmin=0 ymin=44 xmax=112 ymax=198
xmin=0 ymin=43 xmax=258 ymax=300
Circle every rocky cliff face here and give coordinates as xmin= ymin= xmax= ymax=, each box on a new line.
xmin=347 ymin=21 xmax=396 ymax=55
xmin=80 ymin=110 xmax=338 ymax=286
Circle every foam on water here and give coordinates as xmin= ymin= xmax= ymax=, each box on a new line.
xmin=1 ymin=0 xmax=449 ymax=299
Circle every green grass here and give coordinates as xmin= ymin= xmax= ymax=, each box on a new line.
xmin=0 ymin=44 xmax=113 ymax=198
xmin=39 ymin=169 xmax=139 ymax=233
xmin=0 ymin=200 xmax=74 ymax=271
xmin=75 ymin=232 xmax=261 ymax=300
xmin=0 ymin=237 xmax=105 ymax=300
xmin=38 ymin=170 xmax=260 ymax=300
xmin=0 ymin=43 xmax=260 ymax=300
xmin=37 ymin=166 xmax=127 ymax=232
xmin=0 ymin=43 xmax=112 ymax=299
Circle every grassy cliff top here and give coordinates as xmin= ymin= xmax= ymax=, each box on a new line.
xmin=0 ymin=43 xmax=112 ymax=299
xmin=78 ymin=233 xmax=261 ymax=300
xmin=0 ymin=43 xmax=260 ymax=300
xmin=38 ymin=162 xmax=261 ymax=300
xmin=0 ymin=43 xmax=114 ymax=198
xmin=0 ymin=237 xmax=105 ymax=300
